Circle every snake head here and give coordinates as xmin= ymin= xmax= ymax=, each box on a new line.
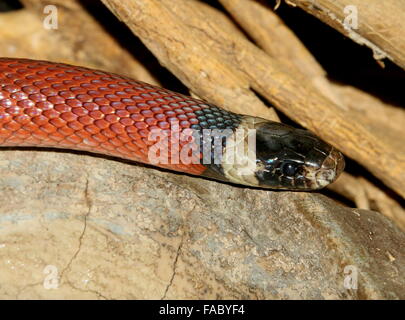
xmin=254 ymin=121 xmax=345 ymax=190
xmin=217 ymin=116 xmax=345 ymax=190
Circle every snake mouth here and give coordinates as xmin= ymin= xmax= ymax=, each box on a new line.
xmin=304 ymin=148 xmax=345 ymax=189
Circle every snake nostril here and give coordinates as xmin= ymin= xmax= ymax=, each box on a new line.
xmin=335 ymin=151 xmax=345 ymax=177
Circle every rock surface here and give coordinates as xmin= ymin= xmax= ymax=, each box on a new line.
xmin=0 ymin=150 xmax=403 ymax=299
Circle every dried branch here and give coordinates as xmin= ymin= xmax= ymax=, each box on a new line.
xmin=219 ymin=0 xmax=342 ymax=106
xmin=102 ymin=0 xmax=279 ymax=122
xmin=285 ymin=0 xmax=405 ymax=70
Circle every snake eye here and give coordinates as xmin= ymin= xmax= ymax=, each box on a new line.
xmin=281 ymin=162 xmax=298 ymax=177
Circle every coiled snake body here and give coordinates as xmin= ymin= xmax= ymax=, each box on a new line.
xmin=0 ymin=58 xmax=344 ymax=190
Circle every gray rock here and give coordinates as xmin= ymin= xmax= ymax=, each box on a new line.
xmin=0 ymin=150 xmax=403 ymax=299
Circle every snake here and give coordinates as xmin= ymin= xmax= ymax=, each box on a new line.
xmin=0 ymin=58 xmax=344 ymax=190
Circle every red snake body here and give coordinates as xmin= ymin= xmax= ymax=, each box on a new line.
xmin=0 ymin=58 xmax=344 ymax=190
xmin=0 ymin=58 xmax=225 ymax=175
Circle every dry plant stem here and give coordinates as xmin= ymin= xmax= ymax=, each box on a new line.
xmin=219 ymin=0 xmax=342 ymax=106
xmin=101 ymin=0 xmax=279 ymax=121
xmin=332 ymin=84 xmax=405 ymax=151
xmin=7 ymin=0 xmax=159 ymax=84
xmin=101 ymin=0 xmax=404 ymax=198
xmin=286 ymin=0 xmax=405 ymax=70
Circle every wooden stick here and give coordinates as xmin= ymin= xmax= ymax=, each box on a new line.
xmin=286 ymin=0 xmax=405 ymax=70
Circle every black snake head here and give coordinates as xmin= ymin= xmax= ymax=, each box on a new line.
xmin=216 ymin=116 xmax=345 ymax=190
xmin=253 ymin=121 xmax=345 ymax=190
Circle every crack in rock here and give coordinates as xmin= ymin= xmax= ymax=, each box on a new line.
xmin=161 ymin=235 xmax=184 ymax=300
xmin=59 ymin=177 xmax=91 ymax=283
